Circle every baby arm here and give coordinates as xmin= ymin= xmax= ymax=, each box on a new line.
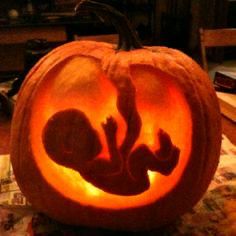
xmin=86 ymin=116 xmax=122 ymax=175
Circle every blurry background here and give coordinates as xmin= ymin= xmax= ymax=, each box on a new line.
xmin=0 ymin=0 xmax=235 ymax=81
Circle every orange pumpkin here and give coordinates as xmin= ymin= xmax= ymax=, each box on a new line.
xmin=10 ymin=0 xmax=221 ymax=231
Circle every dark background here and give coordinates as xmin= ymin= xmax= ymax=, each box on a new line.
xmin=0 ymin=0 xmax=235 ymax=75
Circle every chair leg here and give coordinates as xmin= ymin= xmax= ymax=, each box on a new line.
xmin=200 ymin=44 xmax=208 ymax=71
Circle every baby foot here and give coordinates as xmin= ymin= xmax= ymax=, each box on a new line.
xmin=154 ymin=129 xmax=180 ymax=175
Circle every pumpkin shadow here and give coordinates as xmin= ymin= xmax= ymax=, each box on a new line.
xmin=29 ymin=212 xmax=178 ymax=235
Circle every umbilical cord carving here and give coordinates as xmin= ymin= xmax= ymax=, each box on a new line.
xmin=42 ymin=77 xmax=180 ymax=196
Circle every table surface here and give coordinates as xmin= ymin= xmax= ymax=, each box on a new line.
xmin=0 ymin=112 xmax=235 ymax=155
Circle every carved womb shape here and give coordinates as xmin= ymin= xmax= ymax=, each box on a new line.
xmin=42 ymin=73 xmax=180 ymax=195
xmin=29 ymin=52 xmax=192 ymax=208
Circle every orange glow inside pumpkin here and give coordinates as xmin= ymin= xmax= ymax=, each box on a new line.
xmin=30 ymin=55 xmax=192 ymax=209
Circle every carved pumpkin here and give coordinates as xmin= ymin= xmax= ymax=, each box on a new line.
xmin=10 ymin=0 xmax=221 ymax=231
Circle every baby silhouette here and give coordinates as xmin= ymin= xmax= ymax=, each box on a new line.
xmin=42 ymin=78 xmax=179 ymax=196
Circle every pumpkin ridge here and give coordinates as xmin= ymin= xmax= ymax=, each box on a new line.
xmin=159 ymin=48 xmax=221 ymax=202
xmin=146 ymin=49 xmax=217 ymax=207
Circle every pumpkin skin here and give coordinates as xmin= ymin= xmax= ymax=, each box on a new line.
xmin=10 ymin=1 xmax=221 ymax=231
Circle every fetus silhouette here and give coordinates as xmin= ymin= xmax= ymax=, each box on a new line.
xmin=42 ymin=77 xmax=180 ymax=195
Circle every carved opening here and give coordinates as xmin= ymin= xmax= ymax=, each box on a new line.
xmin=30 ymin=56 xmax=192 ymax=209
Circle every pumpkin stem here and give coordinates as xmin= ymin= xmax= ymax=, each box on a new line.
xmin=75 ymin=0 xmax=143 ymax=51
